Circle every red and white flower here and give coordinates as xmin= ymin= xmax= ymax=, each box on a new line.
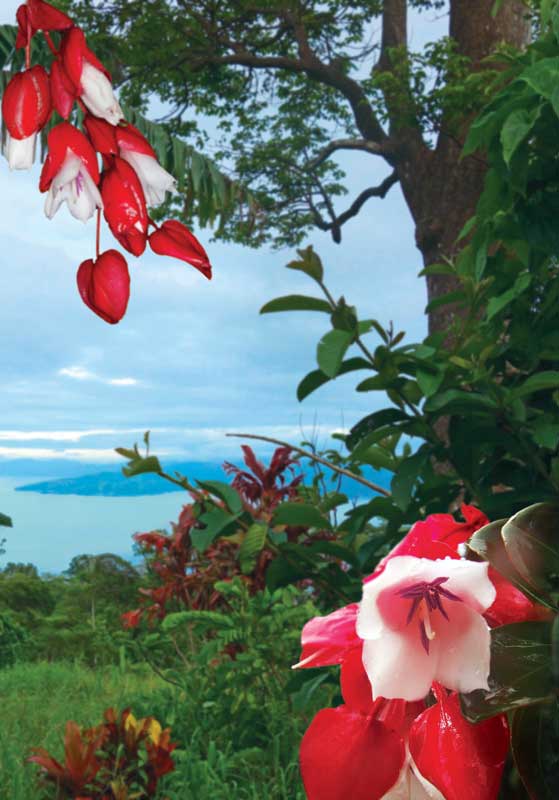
xmin=356 ymin=555 xmax=495 ymax=701
xmin=40 ymin=122 xmax=102 ymax=223
xmin=60 ymin=27 xmax=123 ymax=125
xmin=116 ymin=124 xmax=176 ymax=206
xmin=1 ymin=65 xmax=51 ymax=170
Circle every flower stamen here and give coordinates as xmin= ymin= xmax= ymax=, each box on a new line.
xmin=398 ymin=576 xmax=462 ymax=655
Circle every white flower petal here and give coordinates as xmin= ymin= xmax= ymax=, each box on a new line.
xmin=433 ymin=602 xmax=491 ymax=693
xmin=362 ymin=631 xmax=435 ymax=701
xmin=4 ymin=133 xmax=36 ymax=170
xmin=122 ymin=151 xmax=176 ymax=206
xmin=81 ymin=62 xmax=124 ymax=126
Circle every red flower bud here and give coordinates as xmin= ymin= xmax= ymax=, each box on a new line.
xmin=149 ymin=220 xmax=212 ymax=279
xmin=49 ymin=60 xmax=76 ymax=120
xmin=101 ymin=157 xmax=148 ymax=257
xmin=15 ymin=1 xmax=72 ymax=49
xmin=60 ymin=26 xmax=111 ymax=90
xmin=77 ymin=250 xmax=130 ymax=324
xmin=1 ymin=65 xmax=51 ymax=140
xmin=83 ymin=115 xmax=118 ymax=156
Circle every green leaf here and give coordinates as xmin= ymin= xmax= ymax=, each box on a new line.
xmin=297 ymin=357 xmax=371 ymax=401
xmin=0 ymin=513 xmax=12 ymax=528
xmin=461 ymin=622 xmax=555 ymax=722
xmin=193 ymin=507 xmax=239 ymax=551
xmin=500 ymin=108 xmax=539 ymax=165
xmin=286 ymin=246 xmax=324 ymax=282
xmin=115 ymin=447 xmax=139 ymax=460
xmin=347 ymin=409 xmax=410 ymax=451
xmin=122 ymin=456 xmax=162 ymax=478
xmin=424 ymin=389 xmax=498 ymax=414
xmin=260 ymin=295 xmax=332 ymax=314
xmin=501 ymin=503 xmax=559 ymax=598
xmin=521 ymin=58 xmax=559 ymax=100
xmin=316 ymin=329 xmax=353 ymax=378
xmin=320 ymin=492 xmax=349 ymax=513
xmin=468 ymin=520 xmax=555 ymax=609
xmin=512 ymin=371 xmax=559 ymax=399
xmin=487 ymin=271 xmax=531 ymax=319
xmin=416 ymin=367 xmax=445 ymax=398
xmin=512 ymin=701 xmax=559 ymax=800
xmin=272 ymin=502 xmax=332 ymax=530
xmin=239 ymin=523 xmax=268 ymax=574
xmin=331 ymin=299 xmax=358 ymax=333
xmin=162 ymin=610 xmax=234 ymax=631
xmin=391 ymin=451 xmax=428 ymax=512
xmin=196 ymin=480 xmax=243 ymax=515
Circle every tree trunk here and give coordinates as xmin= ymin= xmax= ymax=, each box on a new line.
xmin=400 ymin=0 xmax=531 ymax=335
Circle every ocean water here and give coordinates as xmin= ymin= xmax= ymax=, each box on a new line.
xmin=0 ymin=478 xmax=186 ymax=573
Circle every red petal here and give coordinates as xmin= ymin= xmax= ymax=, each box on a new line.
xmin=296 ymin=603 xmax=360 ymax=669
xmin=50 ymin=60 xmax=76 ymax=119
xmin=409 ymin=687 xmax=510 ymax=800
xmin=60 ymin=27 xmax=110 ymax=91
xmin=27 ymin=0 xmax=73 ymax=32
xmin=116 ymin=123 xmax=157 ymax=158
xmin=367 ymin=504 xmax=489 ymax=580
xmin=15 ymin=5 xmax=31 ymax=50
xmin=148 ymin=220 xmax=212 ymax=278
xmin=84 ymin=115 xmax=118 ymax=155
xmin=300 ymin=706 xmax=405 ymax=800
xmin=77 ymin=250 xmax=130 ymax=324
xmin=484 ymin=567 xmax=552 ymax=627
xmin=340 ymin=648 xmax=375 ymax=713
xmin=40 ymin=122 xmax=100 ymax=192
xmin=101 ymin=157 xmax=148 ymax=257
xmin=1 ymin=66 xmax=51 ymax=139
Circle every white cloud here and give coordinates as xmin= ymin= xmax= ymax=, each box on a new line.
xmin=0 ymin=447 xmax=121 ymax=462
xmin=109 ymin=378 xmax=138 ymax=387
xmin=59 ymin=366 xmax=96 ymax=381
xmin=0 ymin=429 xmax=147 ymax=443
xmin=59 ymin=366 xmax=139 ymax=387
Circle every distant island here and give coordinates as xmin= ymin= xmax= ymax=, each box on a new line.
xmin=15 ymin=462 xmax=227 ymax=497
xmin=13 ymin=460 xmax=391 ymax=498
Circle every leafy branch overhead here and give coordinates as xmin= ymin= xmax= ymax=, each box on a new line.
xmin=0 ymin=23 xmax=257 ymax=235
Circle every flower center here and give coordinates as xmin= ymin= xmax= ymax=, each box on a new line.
xmin=397 ymin=576 xmax=462 ymax=654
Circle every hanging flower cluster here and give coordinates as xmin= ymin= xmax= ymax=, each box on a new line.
xmin=1 ymin=0 xmax=212 ymax=324
xmin=295 ymin=505 xmax=548 ymax=800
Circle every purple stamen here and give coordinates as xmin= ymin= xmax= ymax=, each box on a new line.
xmin=75 ymin=171 xmax=84 ymax=196
xmin=397 ymin=576 xmax=462 ymax=653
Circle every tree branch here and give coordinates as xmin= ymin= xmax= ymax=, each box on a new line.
xmin=307 ymin=138 xmax=391 ymax=171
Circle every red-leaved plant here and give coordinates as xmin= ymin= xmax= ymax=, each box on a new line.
xmin=29 ymin=707 xmax=176 ymax=799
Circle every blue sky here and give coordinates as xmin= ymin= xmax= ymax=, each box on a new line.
xmin=0 ymin=2 xmax=446 ymax=469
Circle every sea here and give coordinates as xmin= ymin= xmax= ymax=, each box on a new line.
xmin=0 ymin=477 xmax=185 ymax=573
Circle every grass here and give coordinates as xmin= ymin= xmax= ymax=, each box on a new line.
xmin=0 ymin=661 xmax=307 ymax=799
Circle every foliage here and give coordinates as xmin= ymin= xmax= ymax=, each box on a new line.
xmin=0 ymin=611 xmax=30 ymax=668
xmin=118 ymin=439 xmax=370 ymax=620
xmin=61 ymin=0 xmax=500 ymax=248
xmin=29 ymin=707 xmax=176 ymax=799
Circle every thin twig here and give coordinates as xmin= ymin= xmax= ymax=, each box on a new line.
xmin=226 ymin=433 xmax=390 ymax=496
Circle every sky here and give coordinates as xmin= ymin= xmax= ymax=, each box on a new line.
xmin=0 ymin=2 xmax=447 ymax=469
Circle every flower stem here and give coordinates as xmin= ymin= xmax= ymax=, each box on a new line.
xmin=96 ymin=208 xmax=101 ymax=259
xmin=43 ymin=32 xmax=59 ymax=57
xmin=25 ymin=23 xmax=31 ymax=70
